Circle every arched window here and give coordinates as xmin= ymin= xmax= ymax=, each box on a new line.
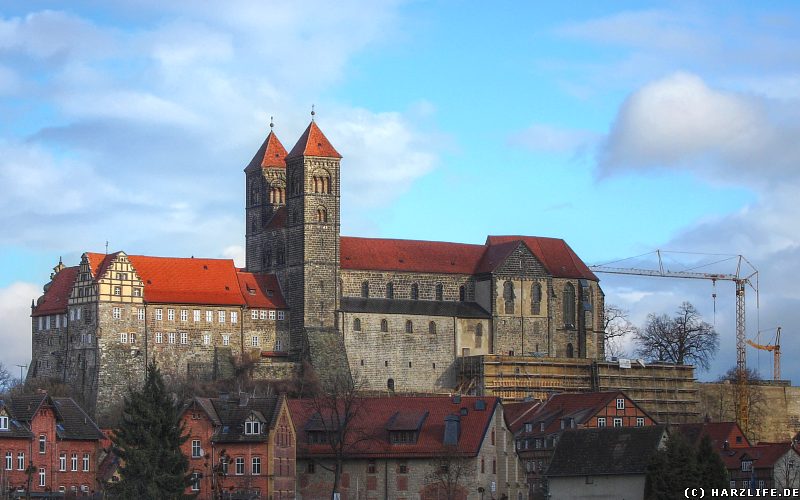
xmin=563 ymin=283 xmax=576 ymax=328
xmin=435 ymin=283 xmax=443 ymax=301
xmin=503 ymin=281 xmax=515 ymax=314
xmin=459 ymin=285 xmax=466 ymax=302
xmin=405 ymin=320 xmax=413 ymax=333
xmin=361 ymin=281 xmax=369 ymax=298
xmin=475 ymin=323 xmax=483 ymax=348
xmin=387 ymin=378 xmax=395 ymax=392
xmin=429 ymin=321 xmax=437 ymax=335
xmin=566 ymin=343 xmax=574 ymax=358
xmin=380 ymin=319 xmax=388 ymax=332
xmin=353 ymin=318 xmax=361 ymax=331
xmin=386 ymin=282 xmax=394 ymax=299
xmin=531 ymin=282 xmax=542 ymax=315
xmin=316 ymin=208 xmax=327 ymax=223
xmin=411 ymin=283 xmax=419 ymax=300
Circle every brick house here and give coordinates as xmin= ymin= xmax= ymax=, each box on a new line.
xmin=180 ymin=394 xmax=296 ymax=499
xmin=0 ymin=393 xmax=104 ymax=497
xmin=545 ymin=425 xmax=667 ymax=500
xmin=289 ymin=395 xmax=526 ymax=500
xmin=513 ymin=391 xmax=657 ymax=498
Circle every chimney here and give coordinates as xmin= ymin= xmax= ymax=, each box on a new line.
xmin=443 ymin=414 xmax=460 ymax=446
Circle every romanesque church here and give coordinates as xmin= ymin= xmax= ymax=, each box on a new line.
xmin=29 ymin=118 xmax=604 ymax=417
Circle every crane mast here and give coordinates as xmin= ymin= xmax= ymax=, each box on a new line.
xmin=590 ymin=251 xmax=758 ymax=431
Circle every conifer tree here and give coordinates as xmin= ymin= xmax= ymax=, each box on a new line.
xmin=110 ymin=363 xmax=194 ymax=499
xmin=645 ymin=432 xmax=699 ymax=499
xmin=696 ymin=434 xmax=729 ymax=489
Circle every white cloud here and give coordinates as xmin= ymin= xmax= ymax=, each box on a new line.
xmin=509 ymin=123 xmax=599 ymax=154
xmin=0 ymin=282 xmax=39 ymax=377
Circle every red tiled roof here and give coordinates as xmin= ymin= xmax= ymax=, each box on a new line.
xmin=32 ymin=266 xmax=79 ymax=317
xmin=676 ymin=421 xmax=750 ymax=450
xmin=286 ymin=121 xmax=341 ymax=159
xmin=86 ymin=252 xmax=117 ymax=282
xmin=720 ymin=443 xmax=797 ymax=469
xmin=340 ymin=236 xmax=597 ymax=279
xmin=486 ymin=236 xmax=598 ymax=280
xmin=236 ymin=272 xmax=287 ymax=308
xmin=503 ymin=400 xmax=543 ymax=434
xmin=288 ymin=396 xmax=498 ymax=459
xmin=521 ymin=391 xmax=652 ymax=436
xmin=341 ymin=237 xmax=486 ymax=275
xmin=245 ymin=130 xmax=288 ymax=171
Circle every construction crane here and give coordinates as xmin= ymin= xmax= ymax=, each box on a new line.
xmin=746 ymin=327 xmax=781 ymax=381
xmin=589 ymin=250 xmax=758 ymax=430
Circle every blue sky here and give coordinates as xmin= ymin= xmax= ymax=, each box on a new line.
xmin=1 ymin=1 xmax=799 ymax=383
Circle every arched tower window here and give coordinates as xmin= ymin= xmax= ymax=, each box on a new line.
xmin=361 ymin=281 xmax=369 ymax=299
xmin=313 ymin=172 xmax=332 ymax=194
xmin=435 ymin=283 xmax=443 ymax=301
xmin=380 ymin=319 xmax=388 ymax=332
xmin=386 ymin=282 xmax=394 ymax=299
xmin=429 ymin=321 xmax=437 ymax=335
xmin=566 ymin=343 xmax=574 ymax=358
xmin=563 ymin=283 xmax=576 ymax=328
xmin=387 ymin=378 xmax=395 ymax=392
xmin=411 ymin=283 xmax=419 ymax=300
xmin=459 ymin=285 xmax=466 ymax=302
xmin=531 ymin=282 xmax=542 ymax=315
xmin=503 ymin=281 xmax=515 ymax=314
xmin=475 ymin=323 xmax=483 ymax=348
xmin=405 ymin=320 xmax=413 ymax=333
xmin=353 ymin=318 xmax=361 ymax=331
xmin=316 ymin=208 xmax=327 ymax=223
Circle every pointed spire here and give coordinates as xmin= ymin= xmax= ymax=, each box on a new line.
xmin=245 ymin=120 xmax=288 ymax=171
xmin=286 ymin=120 xmax=342 ymax=159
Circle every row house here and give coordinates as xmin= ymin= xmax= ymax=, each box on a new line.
xmin=0 ymin=393 xmax=104 ymax=496
xmin=30 ymin=252 xmax=291 ymax=420
xmin=180 ymin=394 xmax=296 ymax=499
xmin=512 ymin=391 xmax=657 ymax=498
xmin=289 ymin=396 xmax=526 ymax=500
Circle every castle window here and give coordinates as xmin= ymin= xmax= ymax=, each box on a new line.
xmin=459 ymin=286 xmax=466 ymax=302
xmin=405 ymin=320 xmax=413 ymax=333
xmin=231 ymin=311 xmax=238 ymax=324
xmin=503 ymin=281 xmax=515 ymax=314
xmin=278 ymin=311 xmax=285 ymax=320
xmin=411 ymin=283 xmax=419 ymax=300
xmin=206 ymin=310 xmax=213 ymax=322
xmin=203 ymin=334 xmax=210 ymax=345
xmin=269 ymin=310 xmax=276 ymax=320
xmin=113 ymin=286 xmax=121 ymax=296
xmin=218 ymin=311 xmax=226 ymax=323
xmin=180 ymin=310 xmax=188 ymax=322
xmin=112 ymin=307 xmax=121 ymax=320
xmin=168 ymin=309 xmax=175 ymax=321
xmin=276 ymin=340 xmax=282 ymax=351
xmin=563 ymin=283 xmax=576 ymax=328
xmin=429 ymin=321 xmax=436 ymax=335
xmin=475 ymin=323 xmax=483 ymax=348
xmin=155 ymin=309 xmax=163 ymax=321
xmin=353 ymin=318 xmax=361 ymax=331
xmin=381 ymin=319 xmax=388 ymax=332
xmin=156 ymin=332 xmax=162 ymax=343
xmin=119 ymin=332 xmax=128 ymax=343
xmin=168 ymin=333 xmax=175 ymax=344
xmin=435 ymin=283 xmax=443 ymax=301
xmin=386 ymin=282 xmax=394 ymax=299
xmin=180 ymin=332 xmax=187 ymax=345
xmin=531 ymin=283 xmax=542 ymax=315
xmin=137 ymin=308 xmax=145 ymax=321
xmin=566 ymin=343 xmax=574 ymax=358
xmin=361 ymin=281 xmax=369 ymax=298
xmin=133 ymin=287 xmax=142 ymax=297
xmin=387 ymin=378 xmax=395 ymax=392
xmin=222 ymin=335 xmax=230 ymax=346
xmin=251 ymin=310 xmax=258 ymax=320
xmin=317 ymin=208 xmax=327 ymax=223
xmin=194 ymin=310 xmax=200 ymax=322
xmin=252 ymin=336 xmax=259 ymax=347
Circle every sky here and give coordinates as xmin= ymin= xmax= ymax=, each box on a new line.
xmin=1 ymin=1 xmax=799 ymax=383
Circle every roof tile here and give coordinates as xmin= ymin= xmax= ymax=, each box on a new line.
xmin=286 ymin=121 xmax=341 ymax=159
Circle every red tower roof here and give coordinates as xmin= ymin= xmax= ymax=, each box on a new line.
xmin=246 ymin=130 xmax=287 ymax=171
xmin=286 ymin=121 xmax=341 ymax=159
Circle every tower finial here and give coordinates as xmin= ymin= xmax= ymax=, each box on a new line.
xmin=311 ymin=104 xmax=315 ymax=121
xmin=270 ymin=116 xmax=274 ymax=130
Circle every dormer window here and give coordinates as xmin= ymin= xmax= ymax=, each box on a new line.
xmin=390 ymin=431 xmax=418 ymax=445
xmin=0 ymin=416 xmax=8 ymax=430
xmin=244 ymin=418 xmax=261 ymax=435
xmin=741 ymin=460 xmax=753 ymax=472
xmin=524 ymin=423 xmax=532 ymax=433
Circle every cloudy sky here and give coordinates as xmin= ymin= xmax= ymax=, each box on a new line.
xmin=1 ymin=1 xmax=798 ymax=383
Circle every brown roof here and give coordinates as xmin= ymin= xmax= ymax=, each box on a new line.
xmin=720 ymin=443 xmax=798 ymax=469
xmin=286 ymin=121 xmax=341 ymax=159
xmin=675 ymin=421 xmax=751 ymax=449
xmin=503 ymin=400 xmax=543 ymax=434
xmin=32 ymin=266 xmax=79 ymax=316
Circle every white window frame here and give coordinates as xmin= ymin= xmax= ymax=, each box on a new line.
xmin=269 ymin=310 xmax=276 ymax=321
xmin=138 ymin=308 xmax=145 ymax=321
xmin=113 ymin=286 xmax=121 ymax=296
xmin=251 ymin=310 xmax=258 ymax=320
xmin=167 ymin=309 xmax=175 ymax=321
xmin=277 ymin=311 xmax=285 ymax=321
xmin=613 ymin=418 xmax=623 ymax=427
xmin=218 ymin=311 xmax=225 ymax=323
xmin=222 ymin=335 xmax=230 ymax=346
xmin=180 ymin=310 xmax=188 ymax=322
xmin=180 ymin=332 xmax=188 ymax=345
xmin=203 ymin=334 xmax=210 ymax=346
xmin=4 ymin=452 xmax=11 ymax=471
xmin=129 ymin=332 xmax=136 ymax=344
xmin=616 ymin=398 xmax=625 ymax=410
xmin=120 ymin=332 xmax=128 ymax=344
xmin=17 ymin=452 xmax=24 ymax=470
xmin=193 ymin=310 xmax=201 ymax=322
xmin=192 ymin=440 xmax=201 ymax=458
xmin=46 ymin=316 xmax=51 ymax=329
xmin=191 ymin=472 xmax=201 ymax=491
xmin=231 ymin=311 xmax=238 ymax=324
xmin=260 ymin=310 xmax=268 ymax=320
xmin=168 ymin=332 xmax=175 ymax=344
xmin=56 ymin=314 xmax=60 ymax=328
xmin=206 ymin=311 xmax=213 ymax=323
xmin=597 ymin=417 xmax=606 ymax=428
xmin=245 ymin=419 xmax=261 ymax=435
xmin=742 ymin=460 xmax=753 ymax=472
xmin=83 ymin=453 xmax=89 ymax=472
xmin=252 ymin=456 xmax=261 ymax=475
xmin=39 ymin=467 xmax=45 ymax=487
xmin=235 ymin=457 xmax=244 ymax=475
xmin=636 ymin=417 xmax=645 ymax=427
xmin=275 ymin=340 xmax=283 ymax=352
xmin=59 ymin=453 xmax=66 ymax=472
xmin=39 ymin=434 xmax=46 ymax=453
xmin=156 ymin=332 xmax=163 ymax=344
xmin=38 ymin=317 xmax=43 ymax=330
xmin=0 ymin=416 xmax=8 ymax=430
xmin=71 ymin=453 xmax=78 ymax=472
xmin=252 ymin=336 xmax=259 ymax=347
xmin=112 ymin=307 xmax=121 ymax=320
xmin=155 ymin=309 xmax=163 ymax=321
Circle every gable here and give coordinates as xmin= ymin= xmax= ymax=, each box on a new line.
xmin=492 ymin=242 xmax=549 ymax=278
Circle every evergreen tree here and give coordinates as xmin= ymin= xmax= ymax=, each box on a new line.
xmin=696 ymin=434 xmax=729 ymax=489
xmin=645 ymin=432 xmax=700 ymax=500
xmin=110 ymin=363 xmax=195 ymax=499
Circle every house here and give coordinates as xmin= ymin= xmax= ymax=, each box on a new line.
xmin=0 ymin=393 xmax=104 ymax=497
xmin=676 ymin=421 xmax=751 ymax=450
xmin=720 ymin=442 xmax=800 ymax=491
xmin=514 ymin=391 xmax=657 ymax=498
xmin=289 ymin=396 xmax=525 ymax=500
xmin=545 ymin=425 xmax=668 ymax=500
xmin=180 ymin=394 xmax=296 ymax=500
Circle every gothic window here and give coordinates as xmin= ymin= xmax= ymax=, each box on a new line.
xmin=503 ymin=280 xmax=515 ymax=314
xmin=405 ymin=320 xmax=413 ymax=333
xmin=531 ymin=282 xmax=542 ymax=315
xmin=353 ymin=318 xmax=361 ymax=331
xmin=313 ymin=172 xmax=332 ymax=194
xmin=361 ymin=281 xmax=369 ymax=298
xmin=411 ymin=283 xmax=419 ymax=300
xmin=388 ymin=378 xmax=395 ymax=392
xmin=563 ymin=283 xmax=576 ymax=328
xmin=380 ymin=319 xmax=388 ymax=332
xmin=429 ymin=321 xmax=436 ymax=334
xmin=317 ymin=208 xmax=327 ymax=223
xmin=435 ymin=283 xmax=443 ymax=301
xmin=459 ymin=285 xmax=466 ymax=302
xmin=386 ymin=282 xmax=394 ymax=299
xmin=475 ymin=323 xmax=483 ymax=348
xmin=566 ymin=343 xmax=574 ymax=358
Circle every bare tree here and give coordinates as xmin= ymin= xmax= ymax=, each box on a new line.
xmin=604 ymin=305 xmax=637 ymax=358
xmin=304 ymin=369 xmax=370 ymax=499
xmin=423 ymin=446 xmax=476 ymax=500
xmin=707 ymin=367 xmax=767 ymax=442
xmin=0 ymin=363 xmax=13 ymax=395
xmin=774 ymin=448 xmax=800 ymax=490
xmin=635 ymin=302 xmax=719 ymax=370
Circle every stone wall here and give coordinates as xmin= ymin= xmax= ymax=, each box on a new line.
xmin=341 ymin=270 xmax=474 ymax=302
xmin=30 ymin=312 xmax=68 ymax=380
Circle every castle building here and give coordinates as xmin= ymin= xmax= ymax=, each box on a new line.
xmin=30 ymin=117 xmax=604 ymax=414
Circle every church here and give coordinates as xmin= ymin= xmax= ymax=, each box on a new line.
xmin=29 ymin=117 xmax=605 ymax=415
